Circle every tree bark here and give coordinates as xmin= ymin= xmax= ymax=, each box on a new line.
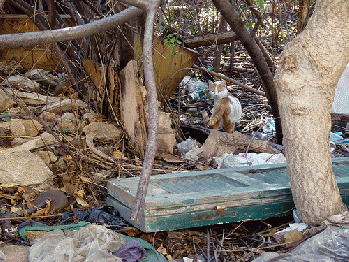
xmin=212 ymin=0 xmax=283 ymax=145
xmin=274 ymin=0 xmax=349 ymax=224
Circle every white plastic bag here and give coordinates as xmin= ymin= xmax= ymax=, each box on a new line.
xmin=332 ymin=63 xmax=349 ymax=114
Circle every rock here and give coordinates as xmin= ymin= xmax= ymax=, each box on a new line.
xmin=4 ymin=75 xmax=40 ymax=92
xmin=58 ymin=112 xmax=78 ymax=133
xmin=33 ymin=189 xmax=68 ymax=213
xmin=0 ymin=245 xmax=30 ymax=262
xmin=25 ymin=69 xmax=60 ymax=88
xmin=40 ymin=111 xmax=58 ymax=122
xmin=82 ymin=122 xmax=122 ymax=142
xmin=82 ymin=112 xmax=101 ymax=124
xmin=52 ymin=156 xmax=67 ymax=173
xmin=0 ymin=122 xmax=10 ymax=129
xmin=198 ymin=130 xmax=278 ymax=160
xmin=11 ymin=137 xmax=31 ymax=147
xmin=10 ymin=119 xmax=43 ymax=137
xmin=0 ymin=150 xmax=53 ymax=185
xmin=4 ymin=88 xmax=59 ymax=106
xmin=3 ymin=132 xmax=57 ymax=154
xmin=34 ymin=150 xmax=58 ymax=166
xmin=0 ymin=127 xmax=11 ymax=147
xmin=45 ymin=98 xmax=88 ymax=113
xmin=10 ymin=119 xmax=26 ymax=136
xmin=0 ymin=89 xmax=15 ymax=113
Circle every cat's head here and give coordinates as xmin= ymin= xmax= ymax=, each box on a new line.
xmin=208 ymin=80 xmax=228 ymax=99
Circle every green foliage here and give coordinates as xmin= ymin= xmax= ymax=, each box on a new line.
xmin=61 ymin=126 xmax=69 ymax=136
xmin=0 ymin=112 xmax=11 ymax=122
xmin=245 ymin=21 xmax=254 ymax=28
xmin=254 ymin=0 xmax=265 ymax=10
xmin=164 ymin=33 xmax=183 ymax=56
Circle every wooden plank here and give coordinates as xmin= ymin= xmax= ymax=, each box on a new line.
xmin=107 ymin=196 xmax=294 ymax=232
xmin=107 ymin=157 xmax=349 ymax=232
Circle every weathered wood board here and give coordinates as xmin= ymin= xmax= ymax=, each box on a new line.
xmin=107 ymin=157 xmax=349 ymax=232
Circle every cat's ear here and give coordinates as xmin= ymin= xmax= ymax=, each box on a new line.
xmin=222 ymin=80 xmax=227 ymax=85
xmin=208 ymin=80 xmax=214 ymax=86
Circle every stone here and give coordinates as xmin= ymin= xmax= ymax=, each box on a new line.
xmin=83 ymin=122 xmax=122 ymax=142
xmin=4 ymin=75 xmax=40 ymax=92
xmin=25 ymin=69 xmax=60 ymax=88
xmin=0 ymin=89 xmax=15 ymax=113
xmin=34 ymin=150 xmax=58 ymax=166
xmin=58 ymin=112 xmax=78 ymax=133
xmin=45 ymin=98 xmax=88 ymax=114
xmin=40 ymin=111 xmax=58 ymax=122
xmin=33 ymin=190 xmax=68 ymax=213
xmin=0 ymin=150 xmax=53 ymax=185
xmin=0 ymin=245 xmax=29 ymax=262
xmin=10 ymin=119 xmax=43 ymax=137
xmin=3 ymin=132 xmax=57 ymax=154
xmin=4 ymin=88 xmax=60 ymax=106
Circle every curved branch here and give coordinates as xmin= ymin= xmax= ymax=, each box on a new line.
xmin=0 ymin=6 xmax=143 ymax=49
xmin=130 ymin=5 xmax=160 ymax=222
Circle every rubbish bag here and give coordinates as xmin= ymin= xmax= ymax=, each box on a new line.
xmin=253 ymin=226 xmax=349 ymax=262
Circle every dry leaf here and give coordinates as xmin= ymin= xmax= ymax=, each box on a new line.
xmin=120 ymin=227 xmax=141 ymax=237
xmin=79 ymin=175 xmax=92 ymax=183
xmin=159 ymin=152 xmax=185 ymax=163
xmin=75 ymin=189 xmax=85 ymax=199
xmin=157 ymin=244 xmax=168 ymax=256
xmin=32 ymin=200 xmax=51 ymax=216
xmin=113 ymin=149 xmax=127 ymax=160
xmin=17 ymin=186 xmax=26 ymax=193
xmin=75 ymin=196 xmax=89 ymax=207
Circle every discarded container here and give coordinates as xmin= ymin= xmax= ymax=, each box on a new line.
xmin=107 ymin=157 xmax=349 ymax=232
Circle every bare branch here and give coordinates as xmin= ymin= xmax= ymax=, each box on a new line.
xmin=0 ymin=6 xmax=143 ymax=49
xmin=127 ymin=0 xmax=161 ymax=222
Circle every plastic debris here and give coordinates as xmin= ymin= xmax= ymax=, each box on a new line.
xmin=176 ymin=138 xmax=203 ymax=161
xmin=330 ymin=132 xmax=349 ymax=144
xmin=215 ymin=153 xmax=286 ymax=169
xmin=180 ymin=76 xmax=209 ymax=100
xmin=253 ymin=226 xmax=349 ymax=262
xmin=262 ymin=118 xmax=276 ymax=138
xmin=333 ymin=63 xmax=349 ymax=114
xmin=60 ymin=206 xmax=128 ymax=226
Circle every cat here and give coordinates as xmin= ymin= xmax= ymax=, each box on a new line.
xmin=202 ymin=80 xmax=242 ymax=133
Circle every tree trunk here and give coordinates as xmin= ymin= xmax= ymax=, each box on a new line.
xmin=274 ymin=0 xmax=349 ymax=225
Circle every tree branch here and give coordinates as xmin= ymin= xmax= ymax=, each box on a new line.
xmin=0 ymin=6 xmax=143 ymax=49
xmin=127 ymin=0 xmax=161 ymax=222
